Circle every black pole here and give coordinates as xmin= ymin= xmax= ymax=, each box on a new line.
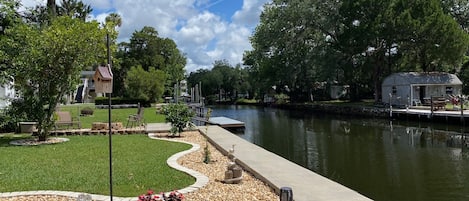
xmin=107 ymin=33 xmax=113 ymax=201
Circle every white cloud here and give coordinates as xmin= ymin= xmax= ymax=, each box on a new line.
xmin=17 ymin=0 xmax=272 ymax=73
xmin=178 ymin=11 xmax=225 ymax=46
xmin=232 ymin=0 xmax=269 ymax=27
xmin=82 ymin=0 xmax=112 ymax=10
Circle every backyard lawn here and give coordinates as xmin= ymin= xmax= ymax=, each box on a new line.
xmin=0 ymin=104 xmax=194 ymax=197
xmin=57 ymin=104 xmax=166 ymax=129
xmin=0 ymin=134 xmax=194 ymax=197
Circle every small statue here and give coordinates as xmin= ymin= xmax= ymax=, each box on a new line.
xmin=223 ymin=144 xmax=242 ymax=184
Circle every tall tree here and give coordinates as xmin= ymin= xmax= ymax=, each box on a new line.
xmin=57 ymin=0 xmax=91 ymax=21
xmin=47 ymin=0 xmax=56 ymax=17
xmin=25 ymin=0 xmax=92 ymax=26
xmin=392 ymin=0 xmax=469 ymax=72
xmin=125 ymin=66 xmax=165 ymax=102
xmin=0 ymin=0 xmax=21 ymax=80
xmin=441 ymin=0 xmax=469 ymax=32
xmin=244 ymin=0 xmax=341 ymax=102
xmin=117 ymin=26 xmax=186 ymax=100
xmin=105 ymin=12 xmax=122 ymax=28
xmin=2 ymin=16 xmax=106 ymax=140
xmin=246 ymin=0 xmax=469 ymax=102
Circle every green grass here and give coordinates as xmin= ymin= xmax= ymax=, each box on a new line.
xmin=58 ymin=104 xmax=166 ymax=129
xmin=303 ymin=99 xmax=376 ymax=107
xmin=0 ymin=135 xmax=194 ymax=197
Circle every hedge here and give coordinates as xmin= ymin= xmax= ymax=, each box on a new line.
xmin=94 ymin=97 xmax=152 ymax=107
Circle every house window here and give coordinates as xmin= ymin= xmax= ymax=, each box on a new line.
xmin=392 ymin=86 xmax=397 ymax=95
xmin=446 ymin=87 xmax=453 ymax=94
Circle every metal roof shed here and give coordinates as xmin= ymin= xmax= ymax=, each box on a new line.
xmin=381 ymin=72 xmax=462 ymax=106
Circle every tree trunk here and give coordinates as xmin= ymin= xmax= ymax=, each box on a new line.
xmin=36 ymin=125 xmax=48 ymax=141
xmin=47 ymin=0 xmax=56 ymax=18
xmin=373 ymin=50 xmax=384 ymax=103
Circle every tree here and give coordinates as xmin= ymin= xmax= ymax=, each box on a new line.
xmin=0 ymin=0 xmax=21 ymax=80
xmin=47 ymin=0 xmax=56 ymax=17
xmin=25 ymin=0 xmax=92 ymax=26
xmin=245 ymin=0 xmax=469 ymax=102
xmin=2 ymin=16 xmax=106 ymax=140
xmin=116 ymin=26 xmax=186 ymax=100
xmin=125 ymin=66 xmax=166 ymax=102
xmin=244 ymin=0 xmax=340 ymax=102
xmin=105 ymin=12 xmax=122 ymax=28
xmin=57 ymin=0 xmax=92 ymax=21
xmin=392 ymin=0 xmax=469 ymax=72
xmin=441 ymin=0 xmax=469 ymax=32
xmin=187 ymin=60 xmax=252 ymax=103
xmin=187 ymin=69 xmax=212 ymax=98
xmin=161 ymin=103 xmax=195 ymax=137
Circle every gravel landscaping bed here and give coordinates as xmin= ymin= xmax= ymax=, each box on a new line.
xmin=0 ymin=131 xmax=279 ymax=201
xmin=172 ymin=131 xmax=279 ymax=201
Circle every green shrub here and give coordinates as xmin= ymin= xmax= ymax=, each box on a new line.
xmin=80 ymin=107 xmax=94 ymax=116
xmin=94 ymin=97 xmax=151 ymax=107
xmin=274 ymin=93 xmax=290 ymax=104
xmin=161 ymin=103 xmax=195 ymax=136
xmin=0 ymin=99 xmax=29 ymax=133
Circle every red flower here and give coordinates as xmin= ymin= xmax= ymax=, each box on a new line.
xmin=147 ymin=189 xmax=154 ymax=195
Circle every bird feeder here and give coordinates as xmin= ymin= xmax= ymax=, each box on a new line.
xmin=93 ymin=65 xmax=113 ymax=93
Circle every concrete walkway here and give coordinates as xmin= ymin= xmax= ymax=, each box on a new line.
xmin=200 ymin=125 xmax=372 ymax=201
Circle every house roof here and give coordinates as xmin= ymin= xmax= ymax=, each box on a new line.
xmin=383 ymin=72 xmax=462 ymax=86
xmin=81 ymin=71 xmax=95 ymax=78
xmin=95 ymin=66 xmax=113 ymax=80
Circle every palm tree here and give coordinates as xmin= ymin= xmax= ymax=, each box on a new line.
xmin=105 ymin=13 xmax=122 ymax=28
xmin=47 ymin=0 xmax=56 ymax=17
xmin=58 ymin=0 xmax=92 ymax=21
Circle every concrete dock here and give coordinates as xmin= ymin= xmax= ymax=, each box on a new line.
xmin=208 ymin=116 xmax=245 ymax=128
xmin=199 ymin=125 xmax=371 ymax=201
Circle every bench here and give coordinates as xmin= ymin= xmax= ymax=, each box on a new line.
xmin=55 ymin=111 xmax=81 ymax=130
xmin=431 ymin=97 xmax=446 ymax=111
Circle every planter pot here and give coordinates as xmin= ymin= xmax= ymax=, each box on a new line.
xmin=19 ymin=122 xmax=38 ymax=133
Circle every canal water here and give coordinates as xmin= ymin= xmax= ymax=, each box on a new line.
xmin=209 ymin=105 xmax=469 ymax=201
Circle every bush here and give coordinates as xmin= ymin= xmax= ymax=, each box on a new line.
xmin=0 ymin=99 xmax=29 ymax=133
xmin=80 ymin=107 xmax=94 ymax=116
xmin=274 ymin=93 xmax=290 ymax=104
xmin=95 ymin=97 xmax=151 ymax=107
xmin=161 ymin=103 xmax=195 ymax=136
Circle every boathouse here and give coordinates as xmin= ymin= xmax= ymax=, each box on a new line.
xmin=382 ymin=72 xmax=462 ymax=106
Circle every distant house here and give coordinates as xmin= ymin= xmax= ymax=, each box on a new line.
xmin=0 ymin=81 xmax=15 ymax=109
xmin=382 ymin=72 xmax=462 ymax=106
xmin=74 ymin=71 xmax=96 ymax=103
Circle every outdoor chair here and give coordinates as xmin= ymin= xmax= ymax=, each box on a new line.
xmin=126 ymin=106 xmax=145 ymax=128
xmin=54 ymin=111 xmax=81 ymax=130
xmin=412 ymin=99 xmax=422 ymax=106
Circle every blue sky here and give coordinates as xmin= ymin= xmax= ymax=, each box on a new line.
xmin=22 ymin=0 xmax=271 ymax=72
xmin=201 ymin=0 xmax=243 ymax=22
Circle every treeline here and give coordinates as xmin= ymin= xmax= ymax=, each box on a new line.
xmin=113 ymin=26 xmax=186 ymax=103
xmin=238 ymin=0 xmax=469 ymax=103
xmin=187 ymin=60 xmax=252 ymax=104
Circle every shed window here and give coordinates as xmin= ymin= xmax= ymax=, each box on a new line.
xmin=446 ymin=87 xmax=453 ymax=94
xmin=392 ymin=86 xmax=397 ymax=95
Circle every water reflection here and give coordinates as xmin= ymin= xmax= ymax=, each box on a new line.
xmin=209 ymin=105 xmax=469 ymax=201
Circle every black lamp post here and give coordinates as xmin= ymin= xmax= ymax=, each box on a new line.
xmin=106 ymin=32 xmax=113 ymax=201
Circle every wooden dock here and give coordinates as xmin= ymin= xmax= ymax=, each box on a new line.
xmin=391 ymin=108 xmax=469 ymax=123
